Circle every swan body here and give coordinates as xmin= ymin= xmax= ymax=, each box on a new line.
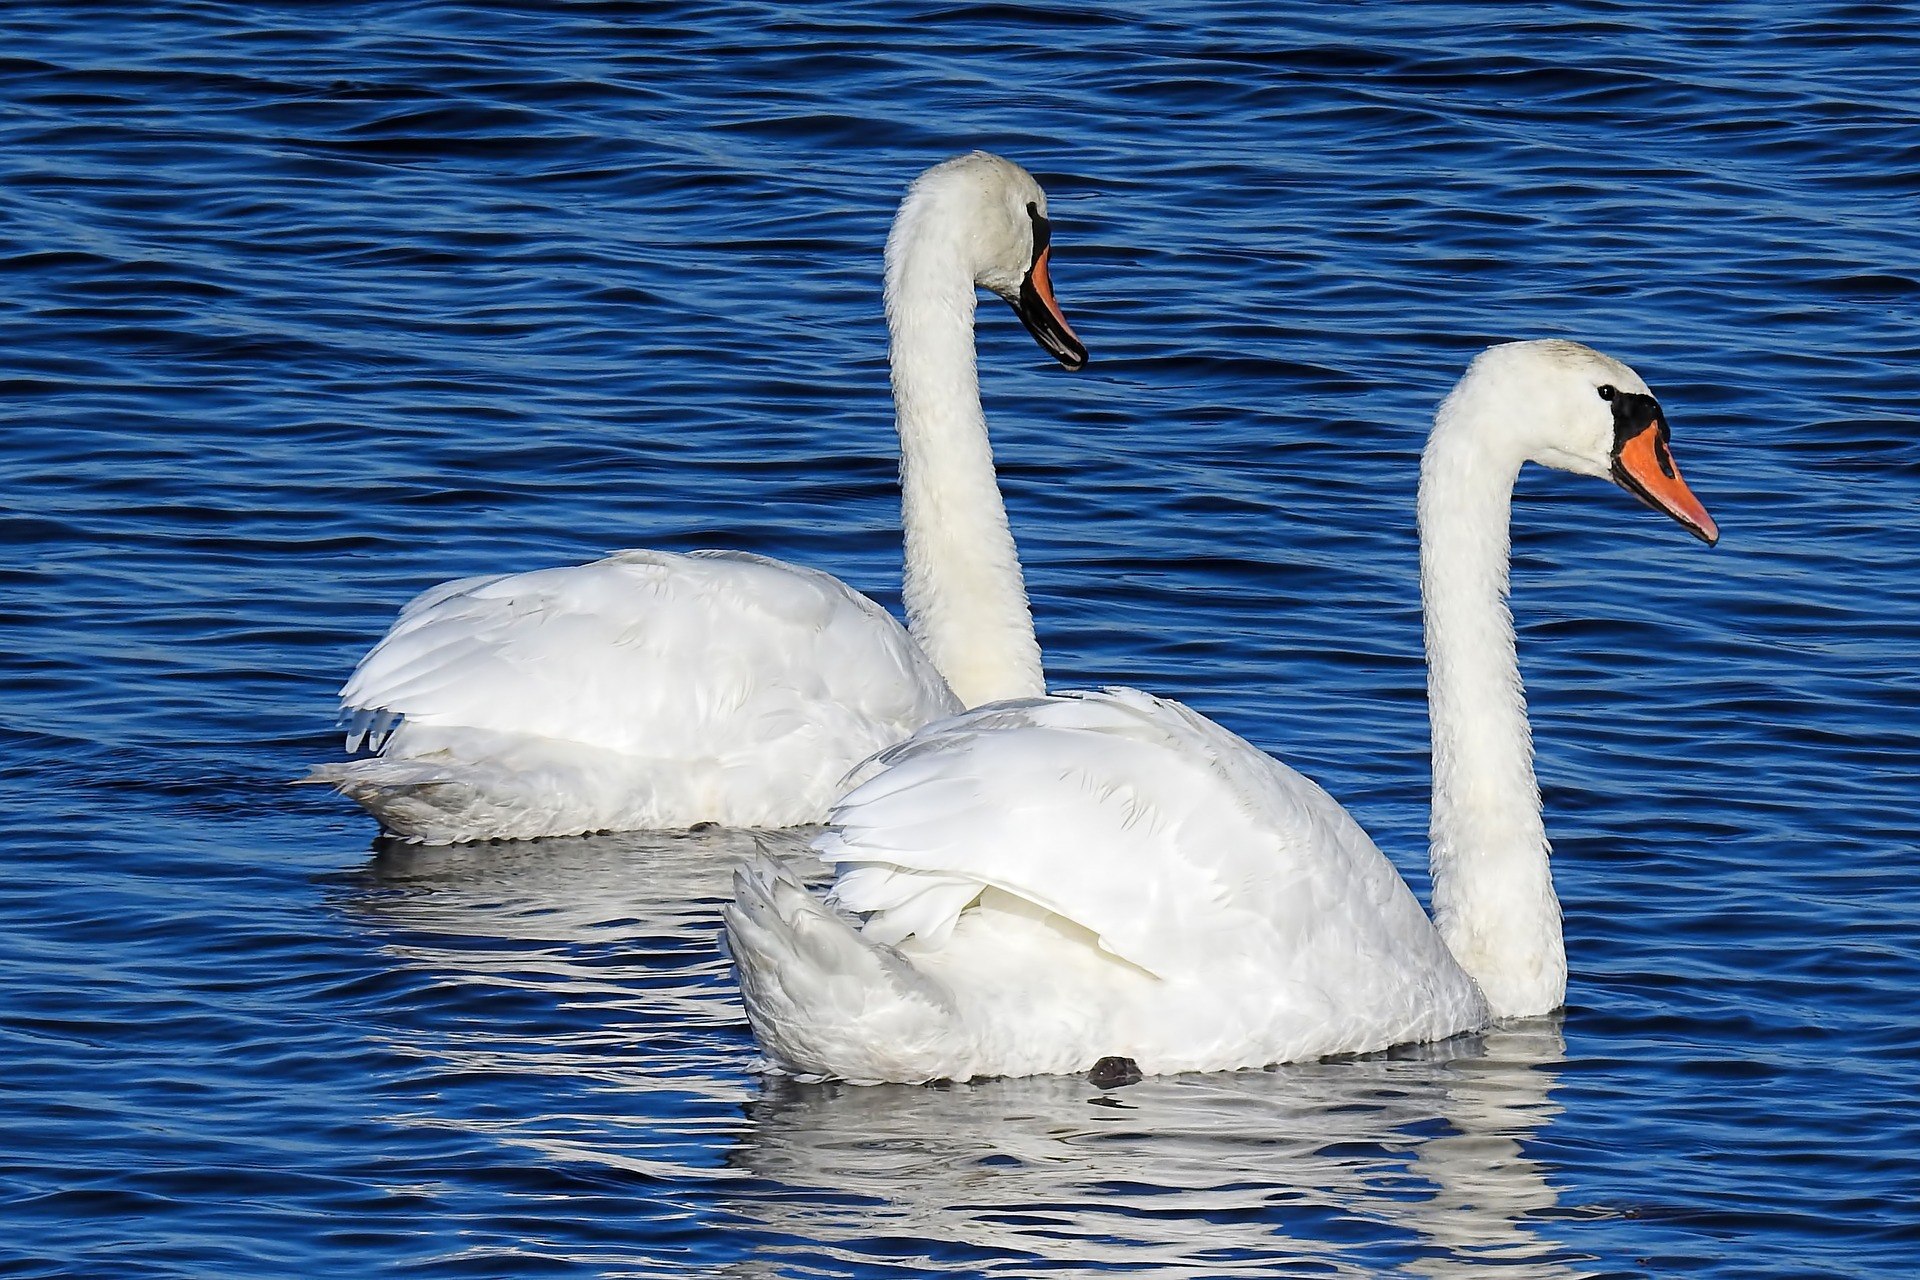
xmin=729 ymin=688 xmax=1487 ymax=1083
xmin=725 ymin=339 xmax=1718 ymax=1083
xmin=310 ymin=152 xmax=1086 ymax=843
xmin=315 ymin=551 xmax=961 ymax=843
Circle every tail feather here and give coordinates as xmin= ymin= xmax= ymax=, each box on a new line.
xmin=340 ymin=705 xmax=402 ymax=755
xmin=299 ymin=735 xmax=644 ymax=843
xmin=724 ymin=854 xmax=967 ymax=1084
xmin=301 ymin=756 xmax=530 ymax=844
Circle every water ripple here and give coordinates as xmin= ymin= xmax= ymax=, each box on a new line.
xmin=4 ymin=1 xmax=1918 ymax=1276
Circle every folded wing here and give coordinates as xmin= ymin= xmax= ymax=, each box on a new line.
xmin=820 ymin=687 xmax=1451 ymax=986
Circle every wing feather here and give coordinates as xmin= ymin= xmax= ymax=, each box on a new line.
xmin=339 ymin=550 xmax=956 ymax=758
xmin=319 ymin=549 xmax=961 ymax=837
xmin=820 ymin=688 xmax=1435 ymax=982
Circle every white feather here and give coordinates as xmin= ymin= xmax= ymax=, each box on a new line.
xmin=309 ymin=551 xmax=959 ymax=841
xmin=746 ymin=688 xmax=1480 ymax=1081
xmin=308 ymin=153 xmax=1080 ymax=842
xmin=726 ymin=341 xmax=1718 ymax=1082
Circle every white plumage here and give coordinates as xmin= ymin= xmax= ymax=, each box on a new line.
xmin=309 ymin=152 xmax=1086 ymax=842
xmin=317 ymin=551 xmax=959 ymax=842
xmin=730 ymin=689 xmax=1482 ymax=1083
xmin=725 ymin=340 xmax=1719 ymax=1083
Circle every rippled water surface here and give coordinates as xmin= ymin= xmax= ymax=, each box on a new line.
xmin=5 ymin=3 xmax=1918 ymax=1276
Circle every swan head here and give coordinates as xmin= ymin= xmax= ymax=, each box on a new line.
xmin=1453 ymin=339 xmax=1719 ymax=544
xmin=887 ymin=151 xmax=1088 ymax=370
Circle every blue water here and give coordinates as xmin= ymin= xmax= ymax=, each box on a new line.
xmin=4 ymin=2 xmax=1917 ymax=1275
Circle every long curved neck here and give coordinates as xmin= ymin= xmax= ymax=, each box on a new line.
xmin=884 ymin=211 xmax=1043 ymax=707
xmin=1419 ymin=396 xmax=1565 ymax=1018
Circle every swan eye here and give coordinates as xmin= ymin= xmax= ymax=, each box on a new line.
xmin=1597 ymin=384 xmax=1617 ymax=401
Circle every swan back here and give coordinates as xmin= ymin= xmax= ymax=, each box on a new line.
xmin=796 ymin=689 xmax=1486 ymax=1077
xmin=314 ymin=550 xmax=961 ymax=840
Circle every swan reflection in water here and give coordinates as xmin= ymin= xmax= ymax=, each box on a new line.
xmin=339 ymin=830 xmax=1586 ymax=1277
xmin=733 ymin=1023 xmax=1581 ymax=1279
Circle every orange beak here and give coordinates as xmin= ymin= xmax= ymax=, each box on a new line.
xmin=1612 ymin=421 xmax=1719 ymax=545
xmin=1012 ymin=246 xmax=1088 ymax=371
xmin=1029 ymin=249 xmax=1076 ymax=339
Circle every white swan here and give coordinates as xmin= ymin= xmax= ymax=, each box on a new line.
xmin=308 ymin=153 xmax=1087 ymax=843
xmin=724 ymin=339 xmax=1719 ymax=1083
